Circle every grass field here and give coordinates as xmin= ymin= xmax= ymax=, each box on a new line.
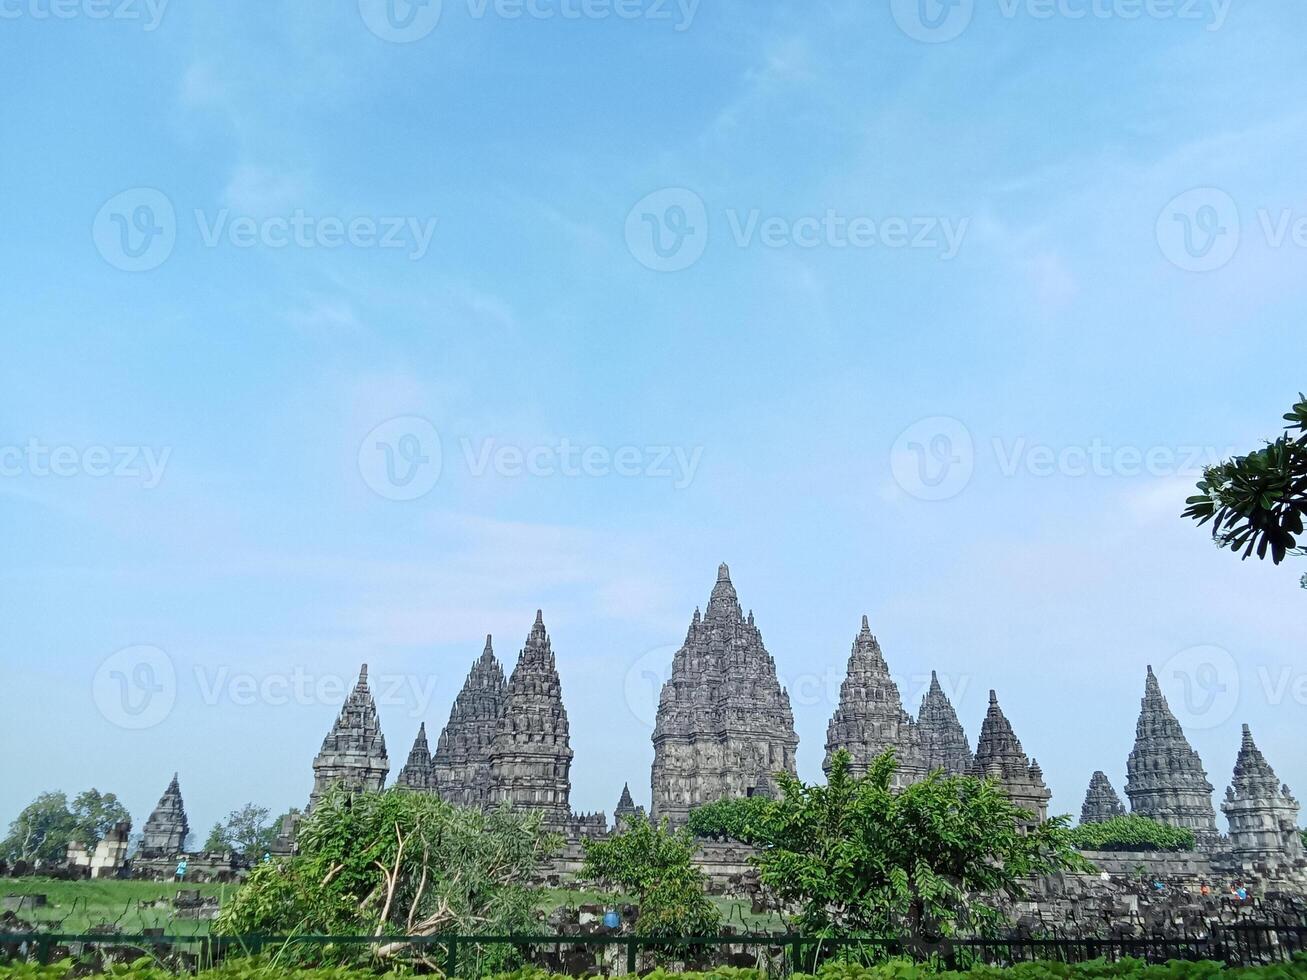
xmin=0 ymin=879 xmax=781 ymax=936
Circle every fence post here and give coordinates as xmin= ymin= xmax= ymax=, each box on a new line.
xmin=446 ymin=937 xmax=458 ymax=978
xmin=790 ymin=938 xmax=803 ymax=975
xmin=36 ymin=937 xmax=51 ymax=965
xmin=625 ymin=936 xmax=637 ymax=975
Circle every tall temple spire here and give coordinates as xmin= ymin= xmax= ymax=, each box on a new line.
xmin=824 ymin=617 xmax=926 ymax=787
xmin=396 ymin=723 xmax=435 ymax=792
xmin=1080 ymin=771 xmax=1126 ymax=825
xmin=140 ymin=772 xmax=189 ymax=857
xmin=309 ymin=664 xmax=389 ymax=810
xmin=613 ymin=782 xmax=644 ymax=831
xmin=917 ymin=671 xmax=974 ymax=775
xmin=651 ymin=564 xmax=798 ymax=826
xmin=1222 ymin=724 xmax=1304 ymax=867
xmin=488 ymin=613 xmax=574 ymax=830
xmin=972 ymin=691 xmax=1050 ymax=823
xmin=432 ymin=635 xmax=507 ymax=807
xmin=1125 ymin=665 xmax=1218 ymax=847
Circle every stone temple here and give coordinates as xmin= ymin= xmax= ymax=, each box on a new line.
xmin=971 ymin=691 xmax=1051 ymax=823
xmin=431 ymin=636 xmax=506 ymax=806
xmin=139 ymin=773 xmax=189 ymax=857
xmin=824 ymin=617 xmax=925 ymax=788
xmin=651 ymin=565 xmax=799 ymax=825
xmin=916 ymin=671 xmax=974 ymax=776
xmin=1080 ymin=771 xmax=1126 ymax=825
xmin=1125 ymin=666 xmax=1219 ymax=847
xmin=309 ymin=665 xmax=389 ymax=810
xmin=1222 ymin=724 xmax=1304 ymax=868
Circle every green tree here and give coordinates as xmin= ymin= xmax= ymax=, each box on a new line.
xmin=202 ymin=822 xmax=228 ymax=853
xmin=2 ymin=791 xmax=76 ymax=864
xmin=686 ymin=796 xmax=771 ymax=843
xmin=69 ymin=789 xmax=130 ymax=849
xmin=580 ymin=814 xmax=720 ymax=939
xmin=1184 ymin=393 xmax=1307 ymax=573
xmin=1068 ymin=815 xmax=1195 ymax=853
xmin=750 ymin=750 xmax=1090 ymax=939
xmin=216 ymin=788 xmax=556 ymax=968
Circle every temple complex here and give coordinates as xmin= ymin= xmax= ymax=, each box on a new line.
xmin=1222 ymin=724 xmax=1304 ymax=868
xmin=139 ymin=773 xmax=189 ymax=857
xmin=824 ymin=617 xmax=925 ymax=787
xmin=650 ymin=565 xmax=799 ymax=825
xmin=396 ymin=723 xmax=436 ymax=792
xmin=308 ymin=665 xmax=389 ymax=810
xmin=916 ymin=671 xmax=974 ymax=776
xmin=431 ymin=636 xmax=506 ymax=806
xmin=487 ymin=612 xmax=575 ymax=831
xmin=971 ymin=691 xmax=1051 ymax=823
xmin=1125 ymin=666 xmax=1219 ymax=847
xmin=1080 ymin=771 xmax=1126 ymax=825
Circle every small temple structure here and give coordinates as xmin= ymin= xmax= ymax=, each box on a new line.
xmin=308 ymin=665 xmax=389 ymax=810
xmin=1222 ymin=724 xmax=1304 ymax=868
xmin=139 ymin=773 xmax=189 ymax=857
xmin=432 ymin=636 xmax=507 ymax=806
xmin=395 ymin=723 xmax=436 ymax=792
xmin=1080 ymin=771 xmax=1127 ymax=824
xmin=917 ymin=671 xmax=974 ymax=776
xmin=971 ymin=691 xmax=1051 ymax=823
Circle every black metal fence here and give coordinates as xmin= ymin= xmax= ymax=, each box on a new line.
xmin=3 ymin=924 xmax=1307 ymax=975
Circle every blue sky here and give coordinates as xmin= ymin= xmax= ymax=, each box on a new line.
xmin=1 ymin=0 xmax=1305 ymax=838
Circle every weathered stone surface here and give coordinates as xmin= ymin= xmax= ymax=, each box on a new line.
xmin=309 ymin=665 xmax=389 ymax=809
xmin=488 ymin=612 xmax=574 ymax=830
xmin=567 ymin=811 xmax=608 ymax=839
xmin=1222 ymin=724 xmax=1304 ymax=868
xmin=432 ymin=636 xmax=506 ymax=808
xmin=972 ymin=691 xmax=1051 ymax=822
xmin=1081 ymin=771 xmax=1126 ymax=825
xmin=824 ymin=617 xmax=926 ymax=787
xmin=1125 ymin=666 xmax=1218 ymax=847
xmin=651 ymin=565 xmax=799 ymax=826
xmin=139 ymin=774 xmax=189 ymax=857
xmin=917 ymin=670 xmax=974 ymax=776
xmin=613 ymin=783 xmax=644 ymax=830
xmin=395 ymin=723 xmax=435 ymax=792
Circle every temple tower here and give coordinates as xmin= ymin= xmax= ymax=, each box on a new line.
xmin=1124 ymin=666 xmax=1218 ymax=847
xmin=824 ymin=617 xmax=926 ymax=788
xmin=1222 ymin=724 xmax=1304 ymax=867
xmin=972 ymin=691 xmax=1051 ymax=823
xmin=651 ymin=564 xmax=799 ymax=826
xmin=139 ymin=773 xmax=189 ymax=857
xmin=487 ymin=612 xmax=574 ymax=830
xmin=917 ymin=671 xmax=974 ymax=775
xmin=395 ymin=723 xmax=435 ymax=792
xmin=613 ymin=783 xmax=644 ymax=830
xmin=1080 ymin=771 xmax=1126 ymax=825
xmin=431 ymin=636 xmax=506 ymax=807
xmin=309 ymin=664 xmax=389 ymax=809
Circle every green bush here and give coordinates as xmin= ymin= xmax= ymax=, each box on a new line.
xmin=686 ymin=796 xmax=772 ymax=844
xmin=1069 ymin=816 xmax=1196 ymax=853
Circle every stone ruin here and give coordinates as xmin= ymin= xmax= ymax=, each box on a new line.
xmin=139 ymin=773 xmax=189 ymax=857
xmin=917 ymin=669 xmax=974 ymax=775
xmin=971 ymin=690 xmax=1052 ymax=823
xmin=1081 ymin=771 xmax=1127 ymax=824
xmin=613 ymin=782 xmax=644 ymax=830
xmin=430 ymin=635 xmax=506 ymax=806
xmin=1222 ymin=724 xmax=1304 ymax=869
xmin=650 ymin=565 xmax=800 ymax=825
xmin=309 ymin=664 xmax=389 ymax=809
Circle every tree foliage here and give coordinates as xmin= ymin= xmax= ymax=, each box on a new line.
xmin=747 ymin=750 xmax=1091 ymax=939
xmin=1068 ymin=816 xmax=1195 ymax=853
xmin=215 ymin=788 xmax=557 ymax=967
xmin=202 ymin=803 xmax=292 ymax=857
xmin=580 ymin=814 xmax=720 ymax=939
xmin=2 ymin=788 xmax=131 ymax=864
xmin=1184 ymin=393 xmax=1307 ymax=570
xmin=686 ymin=796 xmax=772 ymax=844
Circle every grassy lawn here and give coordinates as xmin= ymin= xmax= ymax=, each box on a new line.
xmin=1 ymin=879 xmax=783 ymax=937
xmin=0 ymin=878 xmax=233 ymax=936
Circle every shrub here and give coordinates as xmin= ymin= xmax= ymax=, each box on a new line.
xmin=687 ymin=796 xmax=772 ymax=844
xmin=1069 ymin=816 xmax=1196 ymax=853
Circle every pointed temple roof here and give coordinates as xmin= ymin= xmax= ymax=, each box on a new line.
xmin=1080 ymin=770 xmax=1127 ymax=825
xmin=396 ymin=723 xmax=435 ymax=792
xmin=309 ymin=664 xmax=390 ymax=809
xmin=972 ymin=690 xmax=1051 ymax=822
xmin=1125 ymin=666 xmax=1218 ymax=846
xmin=432 ymin=635 xmax=507 ymax=807
xmin=1222 ymin=724 xmax=1303 ymax=865
xmin=140 ymin=772 xmax=189 ymax=857
xmin=824 ymin=616 xmax=925 ymax=786
xmin=917 ymin=671 xmax=974 ymax=776
xmin=651 ymin=564 xmax=799 ymax=825
xmin=488 ymin=613 xmax=574 ymax=830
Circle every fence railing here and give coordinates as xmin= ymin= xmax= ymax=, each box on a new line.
xmin=3 ymin=925 xmax=1307 ymax=975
